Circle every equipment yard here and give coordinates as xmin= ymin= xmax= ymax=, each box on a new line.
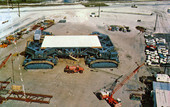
xmin=0 ymin=1 xmax=170 ymax=107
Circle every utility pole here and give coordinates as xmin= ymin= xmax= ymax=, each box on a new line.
xmin=11 ymin=0 xmax=13 ymax=9
xmin=7 ymin=0 xmax=9 ymax=7
xmin=11 ymin=58 xmax=15 ymax=83
xmin=98 ymin=3 xmax=100 ymax=17
xmin=154 ymin=13 xmax=158 ymax=31
xmin=18 ymin=2 xmax=20 ymax=17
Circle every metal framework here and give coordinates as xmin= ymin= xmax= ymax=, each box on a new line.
xmin=7 ymin=91 xmax=53 ymax=104
xmin=0 ymin=81 xmax=10 ymax=90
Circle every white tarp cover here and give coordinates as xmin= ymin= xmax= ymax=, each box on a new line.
xmin=41 ymin=35 xmax=102 ymax=48
xmin=155 ymin=89 xmax=170 ymax=107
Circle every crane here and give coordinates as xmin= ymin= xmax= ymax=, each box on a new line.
xmin=97 ymin=63 xmax=145 ymax=107
xmin=0 ymin=53 xmax=12 ymax=69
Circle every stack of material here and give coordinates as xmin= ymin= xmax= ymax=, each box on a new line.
xmin=144 ymin=34 xmax=169 ymax=66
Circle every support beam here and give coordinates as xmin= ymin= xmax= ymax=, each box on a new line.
xmin=7 ymin=91 xmax=53 ymax=104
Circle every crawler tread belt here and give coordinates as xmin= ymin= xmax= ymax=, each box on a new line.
xmin=24 ymin=61 xmax=54 ymax=69
xmin=89 ymin=60 xmax=118 ymax=68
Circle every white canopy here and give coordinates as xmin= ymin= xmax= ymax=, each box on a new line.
xmin=41 ymin=35 xmax=102 ymax=48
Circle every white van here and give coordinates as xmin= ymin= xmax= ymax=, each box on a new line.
xmin=34 ymin=30 xmax=42 ymax=41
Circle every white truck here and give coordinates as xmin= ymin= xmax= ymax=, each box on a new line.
xmin=156 ymin=74 xmax=170 ymax=83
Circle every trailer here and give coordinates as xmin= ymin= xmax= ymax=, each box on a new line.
xmin=23 ymin=32 xmax=119 ymax=69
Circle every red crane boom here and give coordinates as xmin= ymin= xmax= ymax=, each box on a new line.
xmin=0 ymin=53 xmax=12 ymax=69
xmin=97 ymin=63 xmax=145 ymax=106
xmin=110 ymin=63 xmax=145 ymax=98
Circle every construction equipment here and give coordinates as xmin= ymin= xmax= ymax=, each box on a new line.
xmin=0 ymin=53 xmax=12 ymax=69
xmin=58 ymin=20 xmax=66 ymax=23
xmin=0 ymin=40 xmax=11 ymax=48
xmin=2 ymin=20 xmax=9 ymax=24
xmin=136 ymin=26 xmax=146 ymax=33
xmin=139 ymin=76 xmax=155 ymax=84
xmin=64 ymin=65 xmax=84 ymax=73
xmin=42 ymin=19 xmax=55 ymax=29
xmin=129 ymin=93 xmax=142 ymax=101
xmin=137 ymin=20 xmax=141 ymax=22
xmin=23 ymin=32 xmax=119 ymax=69
xmin=96 ymin=63 xmax=144 ymax=107
xmin=108 ymin=25 xmax=131 ymax=32
xmin=6 ymin=35 xmax=17 ymax=42
xmin=0 ymin=43 xmax=8 ymax=48
xmin=131 ymin=4 xmax=137 ymax=8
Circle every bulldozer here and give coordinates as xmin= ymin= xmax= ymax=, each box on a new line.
xmin=64 ymin=65 xmax=84 ymax=73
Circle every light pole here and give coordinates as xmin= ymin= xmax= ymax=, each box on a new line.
xmin=11 ymin=58 xmax=15 ymax=83
xmin=154 ymin=13 xmax=158 ymax=31
xmin=98 ymin=3 xmax=100 ymax=17
xmin=18 ymin=2 xmax=20 ymax=17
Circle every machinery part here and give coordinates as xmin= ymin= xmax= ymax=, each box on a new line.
xmin=0 ymin=77 xmax=11 ymax=91
xmin=0 ymin=96 xmax=6 ymax=104
xmin=24 ymin=61 xmax=55 ymax=69
xmin=0 ymin=53 xmax=12 ymax=69
xmin=97 ymin=63 xmax=144 ymax=106
xmin=126 ymin=87 xmax=144 ymax=92
xmin=89 ymin=60 xmax=118 ymax=68
xmin=7 ymin=91 xmax=53 ymax=104
xmin=69 ymin=55 xmax=79 ymax=61
xmin=139 ymin=76 xmax=155 ymax=84
xmin=129 ymin=93 xmax=142 ymax=101
xmin=0 ymin=81 xmax=10 ymax=90
xmin=0 ymin=90 xmax=9 ymax=95
xmin=64 ymin=65 xmax=84 ymax=73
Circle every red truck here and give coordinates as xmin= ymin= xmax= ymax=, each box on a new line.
xmin=64 ymin=65 xmax=84 ymax=73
